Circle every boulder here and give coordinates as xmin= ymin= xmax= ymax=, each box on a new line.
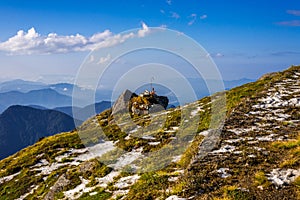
xmin=153 ymin=95 xmax=169 ymax=109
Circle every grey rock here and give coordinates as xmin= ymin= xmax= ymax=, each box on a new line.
xmin=112 ymin=89 xmax=135 ymax=115
xmin=44 ymin=174 xmax=70 ymax=200
xmin=149 ymin=104 xmax=165 ymax=113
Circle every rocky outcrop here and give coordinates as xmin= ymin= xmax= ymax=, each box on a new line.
xmin=152 ymin=95 xmax=169 ymax=109
xmin=112 ymin=89 xmax=169 ymax=117
xmin=112 ymin=89 xmax=136 ymax=115
xmin=44 ymin=174 xmax=70 ymax=200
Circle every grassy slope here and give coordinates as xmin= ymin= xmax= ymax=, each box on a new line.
xmin=0 ymin=65 xmax=299 ymax=200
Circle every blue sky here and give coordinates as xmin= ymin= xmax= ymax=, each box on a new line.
xmin=0 ymin=0 xmax=300 ymax=83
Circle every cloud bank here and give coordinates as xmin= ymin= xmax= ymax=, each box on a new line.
xmin=276 ymin=20 xmax=300 ymax=27
xmin=0 ymin=23 xmax=150 ymax=55
xmin=287 ymin=10 xmax=300 ymax=16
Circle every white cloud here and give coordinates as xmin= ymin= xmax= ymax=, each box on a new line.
xmin=166 ymin=0 xmax=172 ymax=5
xmin=97 ymin=54 xmax=111 ymax=64
xmin=188 ymin=14 xmax=197 ymax=26
xmin=170 ymin=11 xmax=180 ymax=19
xmin=206 ymin=53 xmax=224 ymax=58
xmin=138 ymin=22 xmax=150 ymax=37
xmin=200 ymin=14 xmax=208 ymax=20
xmin=0 ymin=24 xmax=150 ymax=55
xmin=287 ymin=10 xmax=300 ymax=16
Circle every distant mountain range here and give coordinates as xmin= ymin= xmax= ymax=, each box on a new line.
xmin=0 ymin=79 xmax=46 ymax=93
xmin=0 ymin=105 xmax=81 ymax=160
xmin=0 ymin=80 xmax=113 ymax=113
xmin=27 ymin=101 xmax=112 ymax=121
xmin=0 ymin=89 xmax=73 ymax=110
xmin=0 ymin=78 xmax=254 ymax=113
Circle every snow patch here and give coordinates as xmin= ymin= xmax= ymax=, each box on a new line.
xmin=211 ymin=145 xmax=236 ymax=154
xmin=114 ymin=174 xmax=140 ymax=189
xmin=148 ymin=141 xmax=161 ymax=146
xmin=96 ymin=171 xmax=120 ymax=188
xmin=64 ymin=177 xmax=94 ymax=199
xmin=217 ymin=168 xmax=231 ymax=178
xmin=165 ymin=195 xmax=187 ymax=200
xmin=267 ymin=168 xmax=300 ymax=188
xmin=109 ymin=148 xmax=143 ymax=170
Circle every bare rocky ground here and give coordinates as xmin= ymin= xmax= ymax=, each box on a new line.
xmin=180 ymin=68 xmax=300 ymax=199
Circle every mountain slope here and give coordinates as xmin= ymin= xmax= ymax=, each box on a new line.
xmin=0 ymin=66 xmax=299 ymax=200
xmin=0 ymin=105 xmax=80 ymax=160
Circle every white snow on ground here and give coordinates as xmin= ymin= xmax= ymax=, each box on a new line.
xmin=114 ymin=174 xmax=140 ymax=189
xmin=164 ymin=130 xmax=176 ymax=133
xmin=228 ymin=127 xmax=260 ymax=135
xmin=165 ymin=195 xmax=187 ymax=200
xmin=217 ymin=168 xmax=231 ymax=178
xmin=148 ymin=142 xmax=161 ymax=146
xmin=267 ymin=168 xmax=300 ymax=188
xmin=190 ymin=106 xmax=204 ymax=118
xmin=256 ymin=134 xmax=277 ymax=142
xmin=171 ymin=155 xmax=182 ymax=163
xmin=55 ymin=148 xmax=88 ymax=162
xmin=129 ymin=127 xmax=139 ymax=134
xmin=199 ymin=130 xmax=210 ymax=136
xmin=211 ymin=145 xmax=236 ymax=154
xmin=64 ymin=177 xmax=94 ymax=199
xmin=30 ymin=159 xmax=49 ymax=168
xmin=172 ymin=126 xmax=179 ymax=131
xmin=96 ymin=171 xmax=120 ymax=188
xmin=168 ymin=176 xmax=179 ymax=182
xmin=0 ymin=172 xmax=20 ymax=185
xmin=141 ymin=135 xmax=156 ymax=140
xmin=31 ymin=141 xmax=115 ymax=178
xmin=77 ymin=141 xmax=115 ymax=161
xmin=32 ymin=162 xmax=69 ymax=176
xmin=124 ymin=134 xmax=131 ymax=140
xmin=89 ymin=191 xmax=97 ymax=196
xmin=225 ymin=138 xmax=243 ymax=144
xmin=109 ymin=148 xmax=143 ymax=170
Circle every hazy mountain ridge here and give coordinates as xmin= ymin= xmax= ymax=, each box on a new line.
xmin=0 ymin=79 xmax=46 ymax=93
xmin=0 ymin=66 xmax=298 ymax=200
xmin=0 ymin=89 xmax=72 ymax=110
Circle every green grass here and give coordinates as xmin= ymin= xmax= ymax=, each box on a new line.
xmin=272 ymin=133 xmax=300 ymax=168
xmin=253 ymin=171 xmax=270 ymax=188
xmin=78 ymin=187 xmax=111 ymax=200
xmin=124 ymin=172 xmax=169 ymax=200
